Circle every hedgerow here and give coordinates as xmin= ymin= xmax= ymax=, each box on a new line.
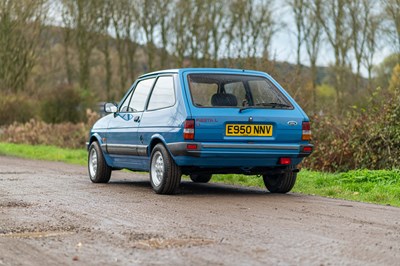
xmin=0 ymin=109 xmax=99 ymax=149
xmin=303 ymin=89 xmax=400 ymax=171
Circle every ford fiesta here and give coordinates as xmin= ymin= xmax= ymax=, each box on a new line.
xmin=87 ymin=68 xmax=313 ymax=194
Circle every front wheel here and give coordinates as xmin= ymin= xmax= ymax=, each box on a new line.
xmin=88 ymin=142 xmax=111 ymax=183
xmin=150 ymin=144 xmax=181 ymax=194
xmin=263 ymin=166 xmax=297 ymax=193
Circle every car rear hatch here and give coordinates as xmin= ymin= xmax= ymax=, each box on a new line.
xmin=182 ymin=71 xmax=308 ymax=156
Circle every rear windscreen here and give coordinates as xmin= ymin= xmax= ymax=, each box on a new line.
xmin=187 ymin=74 xmax=293 ymax=109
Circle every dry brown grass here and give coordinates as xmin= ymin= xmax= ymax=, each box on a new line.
xmin=0 ymin=109 xmax=99 ymax=149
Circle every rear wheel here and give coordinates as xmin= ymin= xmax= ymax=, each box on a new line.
xmin=88 ymin=142 xmax=111 ymax=183
xmin=150 ymin=144 xmax=181 ymax=194
xmin=190 ymin=174 xmax=212 ymax=183
xmin=263 ymin=166 xmax=297 ymax=193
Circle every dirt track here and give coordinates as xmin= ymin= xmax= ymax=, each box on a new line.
xmin=0 ymin=156 xmax=399 ymax=265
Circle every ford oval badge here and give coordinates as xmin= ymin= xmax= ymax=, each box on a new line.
xmin=287 ymin=121 xmax=297 ymax=126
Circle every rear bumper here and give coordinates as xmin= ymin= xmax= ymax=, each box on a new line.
xmin=167 ymin=142 xmax=313 ymax=167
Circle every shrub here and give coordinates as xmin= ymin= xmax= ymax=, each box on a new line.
xmin=39 ymin=85 xmax=84 ymax=123
xmin=0 ymin=109 xmax=99 ymax=149
xmin=0 ymin=93 xmax=37 ymax=126
xmin=303 ymin=89 xmax=400 ymax=171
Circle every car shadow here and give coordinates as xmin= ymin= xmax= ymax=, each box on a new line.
xmin=178 ymin=181 xmax=294 ymax=197
xmin=107 ymin=179 xmax=296 ymax=197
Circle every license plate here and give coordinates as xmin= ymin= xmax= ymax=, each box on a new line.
xmin=225 ymin=124 xmax=273 ymax=137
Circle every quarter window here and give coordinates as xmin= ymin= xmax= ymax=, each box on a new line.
xmin=119 ymin=90 xmax=134 ymax=113
xmin=147 ymin=76 xmax=175 ymax=110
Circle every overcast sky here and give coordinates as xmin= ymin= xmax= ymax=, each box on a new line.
xmin=270 ymin=4 xmax=392 ymax=77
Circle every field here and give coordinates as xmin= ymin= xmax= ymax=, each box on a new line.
xmin=1 ymin=142 xmax=399 ymax=207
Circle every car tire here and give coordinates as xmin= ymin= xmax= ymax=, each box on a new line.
xmin=263 ymin=166 xmax=297 ymax=193
xmin=190 ymin=174 xmax=212 ymax=183
xmin=88 ymin=141 xmax=112 ymax=183
xmin=150 ymin=144 xmax=181 ymax=194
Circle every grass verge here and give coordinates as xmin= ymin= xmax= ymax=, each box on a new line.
xmin=0 ymin=142 xmax=87 ymax=166
xmin=211 ymin=170 xmax=400 ymax=207
xmin=1 ymin=142 xmax=399 ymax=207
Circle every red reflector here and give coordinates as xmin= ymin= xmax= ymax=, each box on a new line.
xmin=184 ymin=119 xmax=195 ymax=140
xmin=187 ymin=144 xmax=198 ymax=150
xmin=302 ymin=121 xmax=312 ymax=140
xmin=279 ymin=157 xmax=291 ymax=165
xmin=303 ymin=146 xmax=312 ymax=152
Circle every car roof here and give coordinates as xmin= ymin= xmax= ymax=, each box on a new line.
xmin=138 ymin=68 xmax=268 ymax=79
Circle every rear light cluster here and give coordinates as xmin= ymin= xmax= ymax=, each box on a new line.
xmin=302 ymin=121 xmax=312 ymax=140
xmin=184 ymin=119 xmax=195 ymax=140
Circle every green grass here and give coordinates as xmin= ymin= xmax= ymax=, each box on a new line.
xmin=0 ymin=142 xmax=87 ymax=166
xmin=1 ymin=142 xmax=399 ymax=207
xmin=210 ymin=169 xmax=400 ymax=207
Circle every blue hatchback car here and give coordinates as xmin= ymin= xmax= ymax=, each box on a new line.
xmin=87 ymin=68 xmax=313 ymax=194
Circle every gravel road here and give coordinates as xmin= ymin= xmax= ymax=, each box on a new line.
xmin=0 ymin=156 xmax=399 ymax=266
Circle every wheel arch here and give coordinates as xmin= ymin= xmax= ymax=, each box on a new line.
xmin=88 ymin=133 xmax=103 ymax=147
xmin=148 ymin=134 xmax=169 ymax=156
xmin=147 ymin=135 xmax=179 ymax=163
xmin=88 ymin=133 xmax=113 ymax=167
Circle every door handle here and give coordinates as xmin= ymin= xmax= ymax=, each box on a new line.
xmin=134 ymin=116 xmax=140 ymax=122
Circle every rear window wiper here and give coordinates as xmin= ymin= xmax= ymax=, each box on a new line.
xmin=239 ymin=102 xmax=291 ymax=112
xmin=239 ymin=106 xmax=253 ymax=113
xmin=255 ymin=102 xmax=291 ymax=108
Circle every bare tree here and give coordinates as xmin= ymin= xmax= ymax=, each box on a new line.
xmin=288 ymin=0 xmax=306 ymax=68
xmin=111 ymin=0 xmax=139 ymax=95
xmin=98 ymin=0 xmax=112 ymax=99
xmin=349 ymin=0 xmax=372 ymax=91
xmin=208 ymin=0 xmax=226 ymax=67
xmin=186 ymin=0 xmax=204 ymax=67
xmin=250 ymin=0 xmax=276 ymax=63
xmin=302 ymin=0 xmax=323 ymax=113
xmin=138 ymin=0 xmax=160 ymax=71
xmin=62 ymin=0 xmax=101 ymax=91
xmin=226 ymin=0 xmax=276 ymax=68
xmin=0 ymin=0 xmax=47 ymax=92
xmin=171 ymin=0 xmax=192 ymax=66
xmin=317 ymin=0 xmax=352 ymax=109
xmin=158 ymin=0 xmax=171 ymax=68
xmin=61 ymin=1 xmax=74 ymax=85
xmin=363 ymin=9 xmax=381 ymax=84
xmin=383 ymin=0 xmax=400 ymax=62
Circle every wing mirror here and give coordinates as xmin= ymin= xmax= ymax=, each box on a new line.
xmin=104 ymin=102 xmax=118 ymax=113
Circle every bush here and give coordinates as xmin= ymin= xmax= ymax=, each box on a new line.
xmin=303 ymin=89 xmax=400 ymax=171
xmin=0 ymin=109 xmax=99 ymax=149
xmin=0 ymin=93 xmax=37 ymax=126
xmin=39 ymin=85 xmax=84 ymax=123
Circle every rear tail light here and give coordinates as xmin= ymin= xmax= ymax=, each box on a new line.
xmin=184 ymin=119 xmax=195 ymax=140
xmin=279 ymin=157 xmax=291 ymax=165
xmin=302 ymin=121 xmax=312 ymax=140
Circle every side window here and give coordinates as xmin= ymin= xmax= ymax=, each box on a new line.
xmin=147 ymin=76 xmax=175 ymax=110
xmin=128 ymin=78 xmax=155 ymax=112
